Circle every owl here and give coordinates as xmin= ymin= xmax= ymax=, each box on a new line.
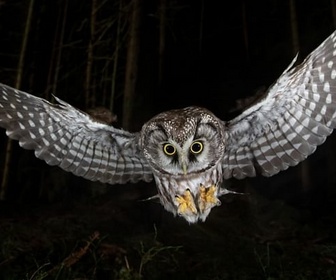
xmin=1 ymin=31 xmax=336 ymax=223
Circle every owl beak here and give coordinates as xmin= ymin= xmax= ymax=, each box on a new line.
xmin=181 ymin=162 xmax=188 ymax=175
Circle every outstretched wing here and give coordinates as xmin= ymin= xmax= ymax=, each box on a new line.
xmin=0 ymin=84 xmax=153 ymax=184
xmin=222 ymin=30 xmax=336 ymax=179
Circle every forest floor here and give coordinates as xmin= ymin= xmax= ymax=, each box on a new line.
xmin=1 ymin=179 xmax=336 ymax=280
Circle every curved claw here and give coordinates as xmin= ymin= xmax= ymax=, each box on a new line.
xmin=199 ymin=185 xmax=221 ymax=212
xmin=175 ymin=189 xmax=197 ymax=215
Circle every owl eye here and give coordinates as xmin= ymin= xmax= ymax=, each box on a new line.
xmin=163 ymin=143 xmax=176 ymax=156
xmin=190 ymin=141 xmax=203 ymax=154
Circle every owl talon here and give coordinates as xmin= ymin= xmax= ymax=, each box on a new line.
xmin=199 ymin=185 xmax=220 ymax=212
xmin=176 ymin=189 xmax=197 ymax=215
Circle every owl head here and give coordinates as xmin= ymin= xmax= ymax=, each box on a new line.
xmin=140 ymin=107 xmax=226 ymax=223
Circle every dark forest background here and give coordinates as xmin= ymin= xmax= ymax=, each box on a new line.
xmin=1 ymin=0 xmax=336 ymax=279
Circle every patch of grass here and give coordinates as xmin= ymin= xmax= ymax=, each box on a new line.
xmin=3 ymin=190 xmax=336 ymax=279
xmin=1 ymin=223 xmax=183 ymax=280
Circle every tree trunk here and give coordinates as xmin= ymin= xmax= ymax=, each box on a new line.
xmin=289 ymin=0 xmax=310 ymax=191
xmin=85 ymin=0 xmax=97 ymax=109
xmin=289 ymin=0 xmax=299 ymax=56
xmin=1 ymin=0 xmax=35 ymax=200
xmin=110 ymin=0 xmax=123 ymax=113
xmin=46 ymin=0 xmax=68 ymax=99
xmin=122 ymin=0 xmax=141 ymax=130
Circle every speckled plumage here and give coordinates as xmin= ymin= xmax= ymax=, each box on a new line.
xmin=1 ymin=31 xmax=336 ymax=223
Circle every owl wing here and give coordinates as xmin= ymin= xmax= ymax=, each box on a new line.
xmin=0 ymin=84 xmax=153 ymax=184
xmin=222 ymin=31 xmax=336 ymax=179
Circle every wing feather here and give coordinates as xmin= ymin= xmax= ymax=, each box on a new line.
xmin=223 ymin=30 xmax=336 ymax=179
xmin=0 ymin=84 xmax=153 ymax=184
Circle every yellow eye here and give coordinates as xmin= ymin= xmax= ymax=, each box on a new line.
xmin=163 ymin=143 xmax=176 ymax=156
xmin=190 ymin=141 xmax=203 ymax=154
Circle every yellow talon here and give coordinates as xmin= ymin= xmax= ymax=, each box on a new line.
xmin=176 ymin=190 xmax=197 ymax=215
xmin=199 ymin=185 xmax=219 ymax=212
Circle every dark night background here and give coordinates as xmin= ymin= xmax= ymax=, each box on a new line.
xmin=1 ymin=0 xmax=336 ymax=279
